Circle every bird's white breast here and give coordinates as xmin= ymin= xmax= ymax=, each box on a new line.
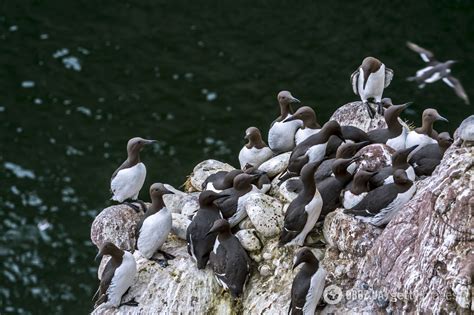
xmin=358 ymin=64 xmax=385 ymax=102
xmin=238 ymin=146 xmax=273 ymax=169
xmin=105 ymin=251 xmax=137 ymax=307
xmin=303 ymin=267 xmax=327 ymax=315
xmin=405 ymin=131 xmax=437 ymax=151
xmin=343 ymin=191 xmax=367 ymax=209
xmin=268 ymin=117 xmax=302 ymax=153
xmin=137 ymin=208 xmax=172 ymax=259
xmin=295 ymin=128 xmax=320 ymax=145
xmin=306 ymin=143 xmax=328 ymax=163
xmin=287 ymin=191 xmax=323 ymax=246
xmin=111 ymin=163 xmax=147 ymax=202
xmin=386 ymin=128 xmax=408 ymax=151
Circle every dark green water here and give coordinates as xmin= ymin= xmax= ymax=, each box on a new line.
xmin=0 ymin=1 xmax=473 ymax=314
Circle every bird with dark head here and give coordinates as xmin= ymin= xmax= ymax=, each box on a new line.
xmin=406 ymin=108 xmax=449 ymax=150
xmin=238 ymin=126 xmax=273 ymax=169
xmin=283 ymin=106 xmax=321 ymax=145
xmin=202 ymin=169 xmax=243 ymax=192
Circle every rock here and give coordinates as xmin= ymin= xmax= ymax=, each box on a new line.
xmin=244 ymin=193 xmax=284 ymax=238
xmin=258 ymin=152 xmax=291 ymax=178
xmin=238 ymin=217 xmax=255 ymax=230
xmin=163 ymin=192 xmax=200 ymax=217
xmin=269 ymin=176 xmax=298 ymax=203
xmin=171 ymin=213 xmax=191 ymax=240
xmin=90 ymin=204 xmax=144 ymax=251
xmin=354 ymin=143 xmax=395 ymax=172
xmin=330 ymin=101 xmax=387 ymax=132
xmin=188 ymin=159 xmax=235 ymax=192
xmin=235 ymin=229 xmax=262 ymax=252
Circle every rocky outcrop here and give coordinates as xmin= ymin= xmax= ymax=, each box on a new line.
xmin=90 ymin=102 xmax=472 ymax=314
xmin=330 ymin=101 xmax=387 ymax=132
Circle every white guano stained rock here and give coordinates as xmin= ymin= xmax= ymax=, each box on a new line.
xmin=235 ymin=229 xmax=262 ymax=252
xmin=258 ymin=152 xmax=291 ymax=178
xmin=171 ymin=213 xmax=191 ymax=240
xmin=244 ymin=193 xmax=284 ymax=238
xmin=330 ymin=101 xmax=387 ymax=132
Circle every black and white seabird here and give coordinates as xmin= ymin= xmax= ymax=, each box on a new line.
xmin=202 ymin=169 xmax=243 ymax=192
xmin=406 ymin=41 xmax=470 ymax=104
xmin=279 ymin=161 xmax=323 ymax=247
xmin=283 ymin=106 xmax=321 ymax=145
xmin=344 ymin=169 xmax=416 ymax=227
xmin=238 ymin=127 xmax=274 ymax=169
xmin=214 ymin=173 xmax=260 ymax=227
xmin=93 ymin=242 xmax=137 ymax=309
xmin=110 ymin=137 xmax=156 ymax=212
xmin=367 ymin=99 xmax=411 ymax=150
xmin=289 ymin=248 xmax=327 ymax=315
xmin=283 ymin=121 xmax=345 ymax=180
xmin=208 ymin=219 xmax=251 ymax=298
xmin=369 ymin=145 xmax=418 ymax=188
xmin=351 ymin=57 xmax=394 ymax=118
xmin=268 ymin=91 xmax=303 ymax=153
xmin=135 ymin=183 xmax=175 ymax=265
xmin=186 ymin=190 xmax=229 ymax=269
xmin=409 ymin=132 xmax=453 ymax=177
xmin=405 ymin=108 xmax=448 ymax=150
xmin=342 ymin=169 xmax=376 ymax=209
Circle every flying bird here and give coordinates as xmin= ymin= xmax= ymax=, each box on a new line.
xmin=406 ymin=41 xmax=469 ymax=105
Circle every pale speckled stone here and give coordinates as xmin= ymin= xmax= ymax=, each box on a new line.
xmin=244 ymin=193 xmax=284 ymax=238
xmin=235 ymin=229 xmax=262 ymax=252
xmin=171 ymin=213 xmax=191 ymax=240
xmin=163 ymin=192 xmax=200 ymax=217
xmin=354 ymin=143 xmax=395 ymax=173
xmin=330 ymin=101 xmax=387 ymax=132
xmin=238 ymin=217 xmax=255 ymax=230
xmin=269 ymin=175 xmax=299 ymax=203
xmin=189 ymin=159 xmax=235 ymax=192
xmin=258 ymin=152 xmax=291 ymax=178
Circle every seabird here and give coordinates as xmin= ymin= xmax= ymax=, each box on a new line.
xmin=238 ymin=127 xmax=274 ymax=169
xmin=208 ymin=219 xmax=251 ymax=298
xmin=367 ymin=99 xmax=412 ymax=150
xmin=283 ymin=106 xmax=321 ymax=145
xmin=458 ymin=115 xmax=474 ymax=146
xmin=289 ymin=248 xmax=327 ymax=315
xmin=342 ymin=169 xmax=376 ymax=209
xmin=324 ymin=125 xmax=371 ymax=158
xmin=93 ymin=242 xmax=138 ymax=309
xmin=186 ymin=190 xmax=229 ymax=269
xmin=405 ymin=108 xmax=448 ymax=150
xmin=214 ymin=173 xmax=260 ymax=227
xmin=344 ymin=169 xmax=416 ymax=227
xmin=268 ymin=91 xmax=303 ymax=153
xmin=202 ymin=169 xmax=243 ymax=192
xmin=110 ymin=137 xmax=156 ymax=212
xmin=369 ymin=145 xmax=418 ymax=188
xmin=406 ymin=41 xmax=470 ymax=104
xmin=279 ymin=161 xmax=323 ymax=247
xmin=135 ymin=183 xmax=175 ymax=266
xmin=283 ymin=121 xmax=345 ymax=181
xmin=350 ymin=56 xmax=394 ymax=118
xmin=409 ymin=132 xmax=453 ymax=176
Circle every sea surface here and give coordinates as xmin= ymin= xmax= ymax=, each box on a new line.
xmin=0 ymin=1 xmax=473 ymax=314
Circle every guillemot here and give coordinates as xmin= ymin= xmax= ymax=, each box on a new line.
xmin=405 ymin=108 xmax=448 ymax=150
xmin=110 ymin=137 xmax=156 ymax=212
xmin=238 ymin=127 xmax=273 ymax=169
xmin=186 ymin=190 xmax=229 ymax=269
xmin=214 ymin=173 xmax=260 ymax=227
xmin=289 ymin=248 xmax=327 ymax=315
xmin=458 ymin=115 xmax=474 ymax=146
xmin=344 ymin=169 xmax=416 ymax=227
xmin=283 ymin=121 xmax=345 ymax=181
xmin=202 ymin=169 xmax=243 ymax=192
xmin=324 ymin=125 xmax=371 ymax=159
xmin=282 ymin=106 xmax=321 ymax=145
xmin=342 ymin=169 xmax=376 ymax=209
xmin=208 ymin=219 xmax=251 ymax=298
xmin=279 ymin=161 xmax=323 ymax=247
xmin=409 ymin=132 xmax=453 ymax=177
xmin=135 ymin=183 xmax=175 ymax=266
xmin=93 ymin=242 xmax=137 ymax=309
xmin=268 ymin=91 xmax=303 ymax=153
xmin=367 ymin=99 xmax=411 ymax=150
xmin=350 ymin=57 xmax=394 ymax=118
xmin=406 ymin=41 xmax=470 ymax=104
xmin=369 ymin=145 xmax=418 ymax=188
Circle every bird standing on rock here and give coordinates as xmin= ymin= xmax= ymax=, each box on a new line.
xmin=283 ymin=106 xmax=321 ymax=145
xmin=110 ymin=137 xmax=157 ymax=212
xmin=405 ymin=108 xmax=448 ymax=150
xmin=186 ymin=190 xmax=229 ymax=270
xmin=208 ymin=219 xmax=251 ymax=298
xmin=268 ymin=91 xmax=303 ymax=153
xmin=238 ymin=127 xmax=273 ymax=169
xmin=406 ymin=41 xmax=470 ymax=104
xmin=351 ymin=57 xmax=394 ymax=118
xmin=289 ymin=248 xmax=327 ymax=315
xmin=135 ymin=183 xmax=175 ymax=266
xmin=93 ymin=242 xmax=138 ymax=309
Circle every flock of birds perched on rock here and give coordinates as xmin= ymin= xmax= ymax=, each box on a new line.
xmin=91 ymin=45 xmax=471 ymax=314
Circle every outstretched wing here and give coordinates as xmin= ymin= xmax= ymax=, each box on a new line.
xmin=350 ymin=69 xmax=360 ymax=95
xmin=384 ymin=67 xmax=394 ymax=88
xmin=443 ymin=75 xmax=470 ymax=104
xmin=406 ymin=41 xmax=435 ymax=63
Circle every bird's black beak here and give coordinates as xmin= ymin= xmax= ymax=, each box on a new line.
xmin=290 ymin=97 xmax=301 ymax=104
xmin=292 ymin=256 xmax=303 ymax=270
xmin=205 ymin=226 xmax=218 ymax=236
xmin=406 ymin=145 xmax=419 ymax=154
xmin=402 ymin=102 xmax=413 ymax=109
xmin=338 ymin=133 xmax=346 ymax=143
xmin=244 ymin=134 xmax=249 ymax=140
xmin=283 ymin=115 xmax=298 ymax=123
xmin=436 ymin=114 xmax=449 ymax=123
xmin=95 ymin=252 xmax=103 ymax=263
xmin=350 ymin=156 xmax=362 ymax=163
xmin=144 ymin=139 xmax=157 ymax=145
